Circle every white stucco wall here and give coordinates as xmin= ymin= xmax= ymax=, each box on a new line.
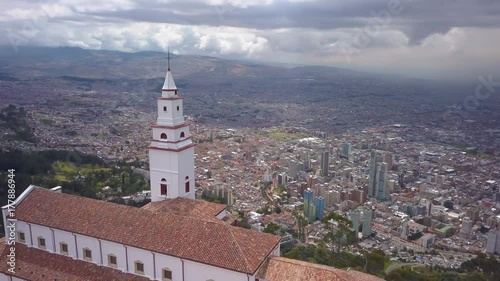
xmin=157 ymin=99 xmax=185 ymax=127
xmin=126 ymin=246 xmax=155 ymax=279
xmin=154 ymin=253 xmax=183 ymax=281
xmin=0 ymin=274 xmax=24 ymax=281
xmin=272 ymin=245 xmax=280 ymax=256
xmin=149 ymin=145 xmax=195 ymax=201
xmin=30 ymin=224 xmax=53 ymax=252
xmin=100 ymin=240 xmax=127 ymax=270
xmin=184 ymin=259 xmax=250 ymax=281
xmin=53 ymin=228 xmax=77 ymax=258
xmin=14 ymin=221 xmax=31 ymax=246
xmin=75 ymin=233 xmax=101 ymax=264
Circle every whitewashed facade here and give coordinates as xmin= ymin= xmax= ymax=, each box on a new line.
xmin=1 ymin=187 xmax=278 ymax=281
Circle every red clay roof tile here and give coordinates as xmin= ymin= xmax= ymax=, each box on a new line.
xmin=15 ymin=187 xmax=280 ymax=274
xmin=256 ymin=256 xmax=384 ymax=281
xmin=0 ymin=237 xmax=149 ymax=281
xmin=141 ymin=197 xmax=227 ymax=220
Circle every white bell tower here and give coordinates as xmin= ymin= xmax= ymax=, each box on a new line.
xmin=148 ymin=51 xmax=195 ymax=202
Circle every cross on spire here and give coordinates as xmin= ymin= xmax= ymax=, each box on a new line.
xmin=167 ymin=46 xmax=171 ymax=71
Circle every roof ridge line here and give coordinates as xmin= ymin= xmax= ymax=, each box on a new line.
xmin=228 ymin=225 xmax=252 ymax=273
xmin=45 ymin=189 xmax=225 ymax=224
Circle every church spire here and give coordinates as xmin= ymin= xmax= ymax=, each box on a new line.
xmin=162 ymin=47 xmax=177 ymax=91
xmin=148 ymin=48 xmax=196 ymax=201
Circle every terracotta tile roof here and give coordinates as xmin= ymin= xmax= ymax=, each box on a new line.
xmin=0 ymin=238 xmax=149 ymax=281
xmin=15 ymin=187 xmax=280 ymax=275
xmin=141 ymin=197 xmax=227 ymax=220
xmin=256 ymin=257 xmax=384 ymax=281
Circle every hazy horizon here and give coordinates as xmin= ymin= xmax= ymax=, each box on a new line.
xmin=1 ymin=0 xmax=499 ymax=80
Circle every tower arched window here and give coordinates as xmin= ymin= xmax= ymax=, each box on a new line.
xmin=177 ymin=106 xmax=180 ymax=111
xmin=185 ymin=176 xmax=190 ymax=193
xmin=180 ymin=132 xmax=185 ymax=138
xmin=163 ymin=106 xmax=167 ymax=112
xmin=160 ymin=133 xmax=167 ymax=140
xmin=160 ymin=178 xmax=167 ymax=196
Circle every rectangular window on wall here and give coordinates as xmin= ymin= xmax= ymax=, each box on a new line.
xmin=185 ymin=181 xmax=190 ymax=193
xmin=161 ymin=184 xmax=167 ymax=195
xmin=108 ymin=254 xmax=117 ymax=267
xmin=162 ymin=268 xmax=172 ymax=280
xmin=38 ymin=237 xmax=46 ymax=249
xmin=60 ymin=242 xmax=68 ymax=254
xmin=18 ymin=232 xmax=25 ymax=243
xmin=83 ymin=248 xmax=92 ymax=261
xmin=135 ymin=261 xmax=144 ymax=274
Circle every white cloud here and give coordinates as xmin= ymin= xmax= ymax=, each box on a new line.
xmin=0 ymin=0 xmax=498 ymax=79
xmin=206 ymin=0 xmax=273 ymax=8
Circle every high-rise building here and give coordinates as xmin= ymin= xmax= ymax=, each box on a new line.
xmin=325 ymin=190 xmax=334 ymax=207
xmin=416 ymin=205 xmax=427 ymax=216
xmin=420 ymin=198 xmax=432 ymax=216
xmin=384 ymin=152 xmax=394 ymax=170
xmin=350 ymin=210 xmax=360 ymax=236
xmin=318 ymin=184 xmax=325 ymax=197
xmin=277 ymin=173 xmax=287 ymax=186
xmin=368 ymin=150 xmax=389 ymax=201
xmin=486 ymin=229 xmax=500 ymax=254
xmin=315 ymin=196 xmax=325 ymax=220
xmin=308 ymin=175 xmax=317 ymax=189
xmin=320 ymin=150 xmax=329 ymax=177
xmin=304 ymin=188 xmax=314 ymax=216
xmin=224 ymin=189 xmax=235 ymax=206
xmin=461 ymin=217 xmax=473 ymax=235
xmin=332 ymin=190 xmax=340 ymax=204
xmin=350 ymin=189 xmax=365 ymax=204
xmin=289 ymin=160 xmax=299 ymax=179
xmin=368 ymin=150 xmax=378 ymax=197
xmin=301 ymin=152 xmax=311 ymax=169
xmin=362 ymin=208 xmax=373 ymax=237
xmin=342 ymin=143 xmax=353 ymax=160
xmin=487 ymin=216 xmax=498 ymax=229
xmin=263 ymin=168 xmax=272 ymax=183
xmin=308 ymin=203 xmax=316 ymax=223
xmin=376 ymin=162 xmax=389 ymax=201
xmin=466 ymin=207 xmax=480 ymax=222
xmin=401 ymin=219 xmax=410 ymax=239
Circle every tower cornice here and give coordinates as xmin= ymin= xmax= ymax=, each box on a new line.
xmin=151 ymin=136 xmax=193 ymax=144
xmin=152 ymin=123 xmax=190 ymax=130
xmin=148 ymin=143 xmax=196 ymax=153
xmin=158 ymin=96 xmax=183 ymax=101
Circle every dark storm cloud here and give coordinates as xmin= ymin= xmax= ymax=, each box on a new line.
xmin=1 ymin=0 xmax=499 ymax=79
xmin=83 ymin=0 xmax=500 ymax=45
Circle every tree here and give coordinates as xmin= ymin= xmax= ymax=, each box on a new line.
xmin=365 ymin=250 xmax=386 ymax=275
xmin=263 ymin=222 xmax=280 ymax=234
xmin=285 ymin=247 xmax=301 ymax=260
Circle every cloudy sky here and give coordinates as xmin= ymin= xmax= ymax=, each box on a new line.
xmin=0 ymin=0 xmax=499 ymax=79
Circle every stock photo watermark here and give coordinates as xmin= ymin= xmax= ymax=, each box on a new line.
xmin=442 ymin=74 xmax=500 ymax=127
xmin=6 ymin=169 xmax=16 ymax=274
